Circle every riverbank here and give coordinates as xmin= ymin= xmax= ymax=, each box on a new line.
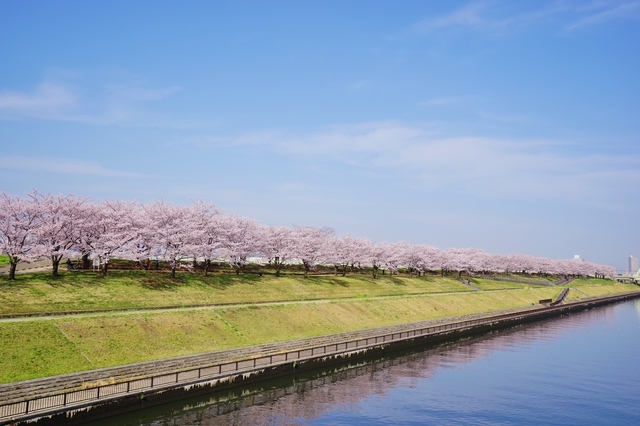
xmin=0 ymin=272 xmax=636 ymax=384
xmin=2 ymin=290 xmax=639 ymax=426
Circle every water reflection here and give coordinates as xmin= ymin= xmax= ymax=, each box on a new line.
xmin=87 ymin=301 xmax=640 ymax=426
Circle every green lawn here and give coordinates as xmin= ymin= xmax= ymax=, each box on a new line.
xmin=0 ymin=255 xmax=9 ymax=266
xmin=0 ymin=271 xmax=475 ymax=315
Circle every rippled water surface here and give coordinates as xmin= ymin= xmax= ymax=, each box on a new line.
xmin=89 ymin=300 xmax=640 ymax=426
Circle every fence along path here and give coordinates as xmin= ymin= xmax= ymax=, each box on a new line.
xmin=2 ymin=291 xmax=639 ymax=424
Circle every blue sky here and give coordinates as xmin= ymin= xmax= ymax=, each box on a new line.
xmin=1 ymin=0 xmax=639 ymax=271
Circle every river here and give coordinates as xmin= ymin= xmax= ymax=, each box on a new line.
xmin=86 ymin=299 xmax=640 ymax=425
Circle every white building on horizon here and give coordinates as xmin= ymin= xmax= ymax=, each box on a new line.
xmin=630 ymin=255 xmax=639 ymax=275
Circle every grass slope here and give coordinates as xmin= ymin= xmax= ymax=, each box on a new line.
xmin=0 ymin=271 xmax=472 ymax=315
xmin=0 ymin=272 xmax=637 ymax=384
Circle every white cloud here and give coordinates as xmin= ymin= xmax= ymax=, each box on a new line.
xmin=408 ymin=1 xmax=640 ymax=36
xmin=408 ymin=1 xmax=529 ymax=35
xmin=566 ymin=1 xmax=640 ymax=30
xmin=0 ymin=156 xmax=155 ymax=179
xmin=0 ymin=82 xmax=76 ymax=112
xmin=347 ymin=79 xmax=375 ymax=92
xmin=420 ymin=96 xmax=473 ymax=107
xmin=411 ymin=1 xmax=497 ymax=33
xmin=196 ymin=121 xmax=640 ymax=207
xmin=0 ymin=75 xmax=182 ymax=127
xmin=107 ymin=86 xmax=181 ymax=102
xmin=476 ymin=110 xmax=530 ymax=123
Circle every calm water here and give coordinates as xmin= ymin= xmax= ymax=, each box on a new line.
xmin=87 ymin=300 xmax=640 ymax=426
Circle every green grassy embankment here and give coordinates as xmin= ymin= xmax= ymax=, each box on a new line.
xmin=564 ymin=277 xmax=638 ymax=300
xmin=0 ymin=271 xmax=637 ymax=384
xmin=0 ymin=272 xmax=472 ymax=314
xmin=0 ymin=255 xmax=9 ymax=266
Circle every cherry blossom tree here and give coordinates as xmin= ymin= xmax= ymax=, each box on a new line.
xmin=86 ymin=200 xmax=138 ymax=275
xmin=323 ymin=235 xmax=366 ymax=276
xmin=0 ymin=192 xmax=42 ymax=280
xmin=366 ymin=241 xmax=388 ymax=279
xmin=218 ymin=214 xmax=259 ymax=275
xmin=256 ymin=225 xmax=294 ymax=277
xmin=411 ymin=244 xmax=441 ymax=276
xmin=141 ymin=200 xmax=198 ymax=278
xmin=290 ymin=226 xmax=333 ymax=278
xmin=383 ymin=242 xmax=405 ymax=275
xmin=31 ymin=193 xmax=88 ymax=277
xmin=75 ymin=202 xmax=100 ymax=269
xmin=188 ymin=202 xmax=220 ymax=275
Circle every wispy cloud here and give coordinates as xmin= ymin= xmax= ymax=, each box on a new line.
xmin=107 ymin=86 xmax=180 ymax=102
xmin=409 ymin=1 xmax=640 ymax=35
xmin=410 ymin=1 xmax=513 ymax=34
xmin=0 ymin=74 xmax=182 ymax=127
xmin=347 ymin=79 xmax=375 ymax=92
xmin=0 ymin=156 xmax=155 ymax=178
xmin=189 ymin=121 xmax=640 ymax=208
xmin=0 ymin=82 xmax=76 ymax=112
xmin=476 ymin=110 xmax=530 ymax=123
xmin=566 ymin=1 xmax=640 ymax=30
xmin=420 ymin=96 xmax=473 ymax=107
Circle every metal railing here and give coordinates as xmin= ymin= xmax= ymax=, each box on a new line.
xmin=1 ymin=291 xmax=637 ymax=423
xmin=550 ymin=288 xmax=570 ymax=306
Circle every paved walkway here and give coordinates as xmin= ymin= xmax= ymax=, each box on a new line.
xmin=0 ymin=260 xmax=52 ymax=275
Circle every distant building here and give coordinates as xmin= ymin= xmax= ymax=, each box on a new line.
xmin=630 ymin=256 xmax=639 ymax=274
xmin=572 ymin=255 xmax=584 ymax=262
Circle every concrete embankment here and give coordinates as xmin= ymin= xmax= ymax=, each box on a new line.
xmin=2 ymin=290 xmax=639 ymax=426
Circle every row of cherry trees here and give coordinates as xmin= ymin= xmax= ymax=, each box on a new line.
xmin=0 ymin=192 xmax=616 ymax=280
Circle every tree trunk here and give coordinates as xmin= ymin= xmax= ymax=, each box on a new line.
xmin=8 ymin=260 xmax=17 ymax=280
xmin=102 ymin=261 xmax=109 ymax=275
xmin=171 ymin=266 xmax=176 ymax=278
xmin=275 ymin=259 xmax=282 ymax=277
xmin=82 ymin=254 xmax=91 ymax=269
xmin=52 ymin=258 xmax=60 ymax=277
xmin=373 ymin=265 xmax=378 ymax=279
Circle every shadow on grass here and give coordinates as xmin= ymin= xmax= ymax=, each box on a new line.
xmin=387 ymin=276 xmax=407 ymax=286
xmin=304 ymin=276 xmax=351 ymax=287
xmin=1 ymin=273 xmax=68 ymax=288
xmin=135 ymin=271 xmax=264 ymax=291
